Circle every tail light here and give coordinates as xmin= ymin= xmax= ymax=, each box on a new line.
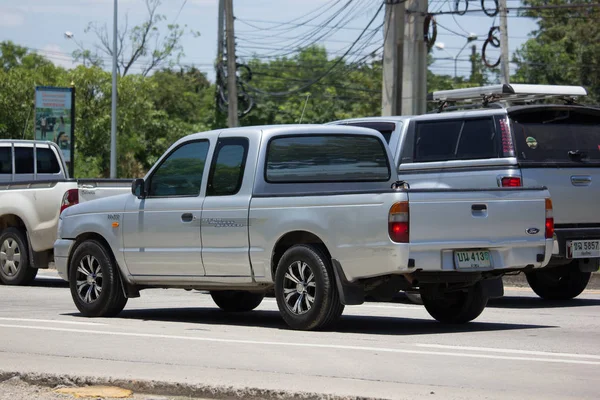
xmin=389 ymin=201 xmax=409 ymax=243
xmin=545 ymin=198 xmax=554 ymax=239
xmin=500 ymin=176 xmax=522 ymax=187
xmin=60 ymin=189 xmax=79 ymax=214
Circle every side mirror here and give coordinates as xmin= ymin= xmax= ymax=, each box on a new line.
xmin=132 ymin=178 xmax=146 ymax=199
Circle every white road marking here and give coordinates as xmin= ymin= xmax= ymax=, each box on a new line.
xmin=415 ymin=343 xmax=600 ymax=360
xmin=0 ymin=323 xmax=599 ymax=366
xmin=0 ymin=318 xmax=106 ymax=326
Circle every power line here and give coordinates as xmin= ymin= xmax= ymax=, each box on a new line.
xmin=244 ymin=1 xmax=385 ymax=97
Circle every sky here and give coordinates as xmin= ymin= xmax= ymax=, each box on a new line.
xmin=0 ymin=0 xmax=539 ymax=82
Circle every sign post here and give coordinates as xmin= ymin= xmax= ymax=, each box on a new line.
xmin=34 ymin=86 xmax=75 ymax=177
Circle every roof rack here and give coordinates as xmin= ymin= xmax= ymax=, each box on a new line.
xmin=427 ymin=84 xmax=588 ymax=113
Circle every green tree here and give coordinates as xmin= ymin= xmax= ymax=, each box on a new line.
xmin=512 ymin=0 xmax=599 ymax=102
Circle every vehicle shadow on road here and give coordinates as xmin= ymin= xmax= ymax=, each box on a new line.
xmin=26 ymin=277 xmax=69 ymax=288
xmin=487 ymin=296 xmax=600 ymax=309
xmin=101 ymin=307 xmax=555 ymax=336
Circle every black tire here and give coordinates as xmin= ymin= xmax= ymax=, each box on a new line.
xmin=211 ymin=291 xmax=265 ymax=312
xmin=0 ymin=227 xmax=38 ymax=285
xmin=69 ymin=240 xmax=128 ymax=317
xmin=526 ymin=263 xmax=591 ymax=300
xmin=421 ymin=282 xmax=488 ymax=324
xmin=274 ymin=244 xmax=344 ymax=331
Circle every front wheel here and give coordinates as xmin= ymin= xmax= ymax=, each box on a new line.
xmin=69 ymin=240 xmax=128 ymax=317
xmin=211 ymin=291 xmax=264 ymax=312
xmin=0 ymin=227 xmax=38 ymax=285
xmin=421 ymin=282 xmax=488 ymax=324
xmin=525 ymin=263 xmax=591 ymax=300
xmin=274 ymin=245 xmax=344 ymax=331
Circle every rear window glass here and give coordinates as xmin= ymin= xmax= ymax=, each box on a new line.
xmin=266 ymin=135 xmax=390 ymax=183
xmin=414 ymin=118 xmax=498 ymax=162
xmin=36 ymin=148 xmax=61 ymax=174
xmin=510 ymin=109 xmax=600 ymax=164
xmin=0 ymin=148 xmax=11 ymax=173
xmin=14 ymin=147 xmax=33 ymax=174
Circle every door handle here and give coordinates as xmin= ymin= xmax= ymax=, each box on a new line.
xmin=471 ymin=204 xmax=488 ymax=218
xmin=181 ymin=213 xmax=194 ymax=223
xmin=571 ymin=175 xmax=592 ymax=186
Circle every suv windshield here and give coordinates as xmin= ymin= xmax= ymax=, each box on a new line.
xmin=510 ymin=107 xmax=600 ymax=165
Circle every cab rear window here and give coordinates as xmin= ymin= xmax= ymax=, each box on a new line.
xmin=413 ymin=117 xmax=500 ymax=162
xmin=510 ymin=108 xmax=600 ymax=164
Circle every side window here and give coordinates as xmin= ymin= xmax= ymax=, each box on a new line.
xmin=456 ymin=118 xmax=497 ymax=159
xmin=14 ymin=147 xmax=34 ymax=174
xmin=0 ymin=148 xmax=11 ymax=174
xmin=207 ymin=137 xmax=249 ymax=196
xmin=148 ymin=140 xmax=210 ymax=197
xmin=414 ymin=120 xmax=462 ymax=162
xmin=36 ymin=148 xmax=61 ymax=174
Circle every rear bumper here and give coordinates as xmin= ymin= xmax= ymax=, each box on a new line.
xmin=53 ymin=239 xmax=74 ymax=281
xmin=552 ymin=225 xmax=600 ymax=259
xmin=408 ymin=239 xmax=553 ymax=272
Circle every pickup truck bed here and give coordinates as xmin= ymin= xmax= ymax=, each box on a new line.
xmin=54 ymin=124 xmax=553 ymax=330
xmin=0 ymin=178 xmax=132 ymax=285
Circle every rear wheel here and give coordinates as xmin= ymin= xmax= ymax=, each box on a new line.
xmin=274 ymin=245 xmax=344 ymax=331
xmin=421 ymin=282 xmax=488 ymax=324
xmin=69 ymin=240 xmax=128 ymax=317
xmin=0 ymin=227 xmax=38 ymax=285
xmin=525 ymin=263 xmax=591 ymax=300
xmin=211 ymin=291 xmax=264 ymax=312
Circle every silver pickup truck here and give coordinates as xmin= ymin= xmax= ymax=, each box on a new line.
xmin=54 ymin=125 xmax=553 ymax=330
xmin=330 ymin=84 xmax=600 ymax=301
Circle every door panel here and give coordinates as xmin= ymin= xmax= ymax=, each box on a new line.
xmin=201 ymin=134 xmax=257 ymax=277
xmin=123 ymin=140 xmax=211 ymax=277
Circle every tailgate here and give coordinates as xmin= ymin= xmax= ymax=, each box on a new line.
xmin=521 ymin=168 xmax=600 ymax=224
xmin=408 ymin=188 xmax=549 ymax=244
xmin=78 ymin=179 xmax=132 ymax=203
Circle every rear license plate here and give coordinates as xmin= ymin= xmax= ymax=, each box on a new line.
xmin=566 ymin=240 xmax=600 ymax=259
xmin=454 ymin=250 xmax=492 ymax=269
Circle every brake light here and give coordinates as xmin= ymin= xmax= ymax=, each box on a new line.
xmin=60 ymin=189 xmax=79 ymax=214
xmin=501 ymin=176 xmax=522 ymax=187
xmin=389 ymin=201 xmax=409 ymax=243
xmin=545 ymin=198 xmax=554 ymax=239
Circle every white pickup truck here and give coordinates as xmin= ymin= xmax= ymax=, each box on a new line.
xmin=55 ymin=125 xmax=554 ymax=330
xmin=0 ymin=140 xmax=132 ymax=285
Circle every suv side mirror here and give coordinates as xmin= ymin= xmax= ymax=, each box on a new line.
xmin=132 ymin=178 xmax=146 ymax=199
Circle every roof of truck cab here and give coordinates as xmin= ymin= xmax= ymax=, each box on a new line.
xmin=182 ymin=124 xmax=385 ymax=142
xmin=330 ymin=108 xmax=510 ymax=126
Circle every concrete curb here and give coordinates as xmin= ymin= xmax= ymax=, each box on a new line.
xmin=0 ymin=371 xmax=385 ymax=400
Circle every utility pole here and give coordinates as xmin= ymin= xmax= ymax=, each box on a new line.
xmin=110 ymin=0 xmax=117 ymax=178
xmin=381 ymin=1 xmax=404 ymax=116
xmin=499 ymin=0 xmax=510 ymax=84
xmin=470 ymin=44 xmax=476 ymax=81
xmin=224 ymin=0 xmax=238 ymax=127
xmin=401 ymin=0 xmax=428 ymax=116
xmin=217 ymin=0 xmax=224 ymax=62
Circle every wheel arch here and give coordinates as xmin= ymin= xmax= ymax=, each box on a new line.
xmin=271 ymin=230 xmax=331 ymax=280
xmin=67 ymin=232 xmax=139 ymax=298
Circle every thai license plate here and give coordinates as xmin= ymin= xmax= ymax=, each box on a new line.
xmin=454 ymin=250 xmax=492 ymax=269
xmin=566 ymin=240 xmax=600 ymax=259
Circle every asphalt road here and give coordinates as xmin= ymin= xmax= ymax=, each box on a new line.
xmin=1 ymin=270 xmax=599 ymax=400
